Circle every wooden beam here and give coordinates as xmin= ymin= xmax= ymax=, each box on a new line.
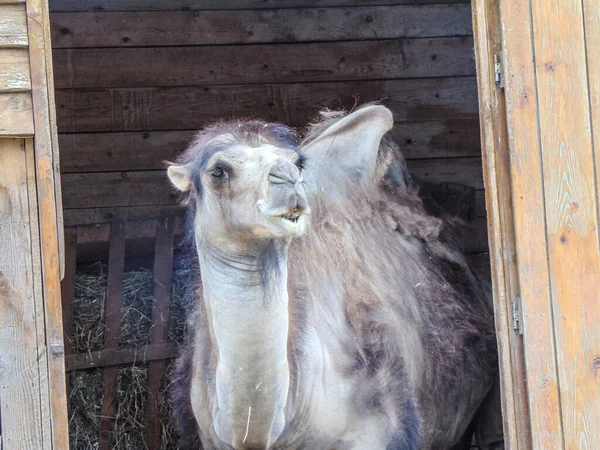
xmin=146 ymin=217 xmax=176 ymax=450
xmin=66 ymin=342 xmax=179 ymax=371
xmin=50 ymin=5 xmax=472 ymax=48
xmin=49 ymin=0 xmax=471 ymax=13
xmin=52 ymin=37 xmax=476 ymax=89
xmin=472 ymin=0 xmax=530 ymax=447
xmin=26 ymin=0 xmax=69 ymax=446
xmin=99 ymin=220 xmax=126 ymax=450
xmin=57 ymin=119 xmax=482 ymax=173
xmin=60 ymin=156 xmax=483 ymax=210
xmin=55 ymin=77 xmax=480 ymax=133
xmin=64 ymin=204 xmax=184 ymax=226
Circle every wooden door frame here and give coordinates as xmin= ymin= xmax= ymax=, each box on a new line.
xmin=471 ymin=0 xmax=531 ymax=448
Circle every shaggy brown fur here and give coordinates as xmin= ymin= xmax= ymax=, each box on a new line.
xmin=171 ymin=108 xmax=497 ymax=449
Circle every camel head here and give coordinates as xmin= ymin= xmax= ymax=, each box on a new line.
xmin=167 ymin=105 xmax=394 ymax=248
xmin=167 ymin=121 xmax=310 ymax=248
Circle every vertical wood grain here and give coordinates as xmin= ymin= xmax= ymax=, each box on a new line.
xmin=146 ymin=217 xmax=175 ymax=450
xmin=99 ymin=219 xmax=126 ymax=450
xmin=531 ymin=0 xmax=600 ymax=447
xmin=582 ymin=0 xmax=600 ymax=230
xmin=0 ymin=138 xmax=45 ymax=450
xmin=24 ymin=138 xmax=53 ymax=450
xmin=471 ymin=0 xmax=530 ymax=447
xmin=497 ymin=0 xmax=563 ymax=448
xmin=26 ymin=0 xmax=70 ymax=446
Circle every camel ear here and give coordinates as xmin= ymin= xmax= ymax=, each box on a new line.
xmin=167 ymin=164 xmax=192 ymax=192
xmin=300 ymin=105 xmax=393 ymax=196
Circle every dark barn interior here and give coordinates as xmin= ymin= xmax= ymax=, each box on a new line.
xmin=50 ymin=0 xmax=502 ymax=448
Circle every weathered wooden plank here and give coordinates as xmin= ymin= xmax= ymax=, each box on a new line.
xmin=50 ymin=5 xmax=472 ymax=48
xmin=53 ymin=37 xmax=475 ymax=89
xmin=76 ymin=218 xmax=184 ymax=246
xmin=64 ymin=204 xmax=184 ymax=226
xmin=498 ymin=0 xmax=558 ymax=437
xmin=473 ymin=0 xmax=531 ymax=447
xmin=26 ymin=0 xmax=70 ymax=445
xmin=0 ymin=138 xmax=45 ymax=449
xmin=49 ymin=0 xmax=470 ymax=13
xmin=408 ymin=156 xmax=483 ymax=189
xmin=0 ymin=4 xmax=27 ymax=47
xmin=99 ymin=220 xmax=126 ymax=450
xmin=58 ymin=119 xmax=480 ymax=173
xmin=146 ymin=217 xmax=175 ymax=450
xmin=392 ymin=119 xmax=481 ymax=160
xmin=66 ymin=342 xmax=179 ymax=371
xmin=24 ymin=138 xmax=53 ymax=450
xmin=0 ymin=48 xmax=30 ymax=92
xmin=55 ymin=77 xmax=479 ymax=133
xmin=61 ymin=155 xmax=482 ymax=210
xmin=0 ymin=92 xmax=34 ymax=136
xmin=61 ymin=170 xmax=180 ymax=209
xmin=59 ymin=130 xmax=196 ymax=173
xmin=531 ymin=0 xmax=600 ymax=447
xmin=583 ymin=1 xmax=600 ymax=251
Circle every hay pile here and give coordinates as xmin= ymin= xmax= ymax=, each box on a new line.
xmin=68 ymin=258 xmax=196 ymax=450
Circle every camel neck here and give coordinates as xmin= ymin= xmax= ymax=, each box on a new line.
xmin=197 ymin=239 xmax=291 ymax=448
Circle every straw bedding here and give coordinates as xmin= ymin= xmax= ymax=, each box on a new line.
xmin=68 ymin=258 xmax=195 ymax=450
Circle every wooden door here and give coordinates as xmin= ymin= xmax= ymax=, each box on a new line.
xmin=0 ymin=0 xmax=67 ymax=449
xmin=472 ymin=0 xmax=600 ymax=449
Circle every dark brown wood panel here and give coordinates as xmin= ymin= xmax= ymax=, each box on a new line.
xmin=53 ymin=37 xmax=475 ymax=89
xmin=64 ymin=204 xmax=184 ymax=226
xmin=407 ymin=156 xmax=484 ymax=189
xmin=61 ymin=170 xmax=179 ymax=209
xmin=391 ymin=119 xmax=481 ymax=159
xmin=99 ymin=220 xmax=126 ymax=450
xmin=62 ymin=156 xmax=482 ymax=210
xmin=55 ymin=77 xmax=479 ymax=133
xmin=50 ymin=5 xmax=472 ymax=48
xmin=58 ymin=119 xmax=481 ymax=173
xmin=50 ymin=0 xmax=471 ymax=13
xmin=146 ymin=217 xmax=175 ymax=450
xmin=62 ymin=189 xmax=485 ymax=227
xmin=66 ymin=342 xmax=179 ymax=371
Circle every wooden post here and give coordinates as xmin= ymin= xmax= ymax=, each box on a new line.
xmin=1 ymin=0 xmax=67 ymax=448
xmin=146 ymin=217 xmax=175 ymax=450
xmin=99 ymin=220 xmax=126 ymax=450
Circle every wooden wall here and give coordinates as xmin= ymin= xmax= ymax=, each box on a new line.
xmin=49 ymin=0 xmax=488 ymax=261
xmin=1 ymin=0 xmax=68 ymax=448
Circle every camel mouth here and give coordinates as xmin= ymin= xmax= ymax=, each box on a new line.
xmin=279 ymin=212 xmax=302 ymax=223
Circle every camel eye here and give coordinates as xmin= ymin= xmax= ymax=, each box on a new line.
xmin=211 ymin=168 xmax=225 ymax=178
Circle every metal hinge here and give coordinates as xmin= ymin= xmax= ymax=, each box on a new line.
xmin=494 ymin=53 xmax=504 ymax=88
xmin=512 ymin=297 xmax=523 ymax=335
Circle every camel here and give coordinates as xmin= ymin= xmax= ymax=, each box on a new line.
xmin=167 ymin=105 xmax=498 ymax=450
